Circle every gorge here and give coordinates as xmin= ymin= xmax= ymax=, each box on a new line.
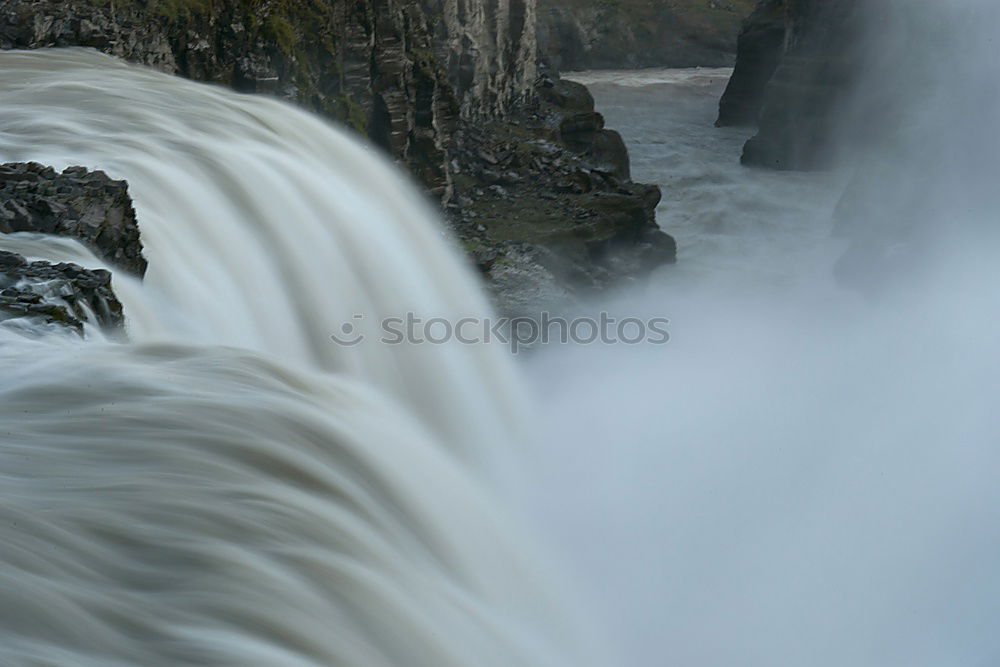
xmin=0 ymin=0 xmax=998 ymax=665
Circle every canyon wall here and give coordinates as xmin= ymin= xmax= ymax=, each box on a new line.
xmin=0 ymin=0 xmax=535 ymax=194
xmin=0 ymin=0 xmax=674 ymax=315
xmin=537 ymin=0 xmax=755 ymax=70
xmin=716 ymin=0 xmax=866 ymax=169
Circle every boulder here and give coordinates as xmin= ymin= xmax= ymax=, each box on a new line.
xmin=0 ymin=163 xmax=146 ymax=276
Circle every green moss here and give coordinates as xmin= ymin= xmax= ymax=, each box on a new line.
xmin=460 ymin=238 xmax=488 ymax=255
xmin=267 ymin=15 xmax=295 ymax=54
xmin=243 ymin=0 xmax=369 ymax=132
xmin=345 ymin=100 xmax=367 ymax=135
xmin=323 ymin=95 xmax=367 ymax=135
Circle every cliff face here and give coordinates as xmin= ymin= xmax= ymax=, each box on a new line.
xmin=0 ymin=0 xmax=536 ymax=194
xmin=1 ymin=0 xmax=674 ymax=315
xmin=537 ymin=0 xmax=756 ymax=70
xmin=714 ymin=0 xmax=785 ymax=127
xmin=716 ymin=0 xmax=866 ymax=169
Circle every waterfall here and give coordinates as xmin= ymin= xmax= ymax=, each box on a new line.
xmin=0 ymin=48 xmax=594 ymax=665
xmin=0 ymin=47 xmax=523 ymax=467
xmin=4 ymin=1 xmax=999 ymax=664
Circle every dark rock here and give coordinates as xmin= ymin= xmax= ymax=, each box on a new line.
xmin=0 ymin=163 xmax=146 ymax=275
xmin=585 ymin=130 xmax=631 ymax=182
xmin=716 ymin=0 xmax=787 ymax=127
xmin=537 ymin=78 xmax=594 ymax=112
xmin=449 ymin=72 xmax=676 ymax=315
xmin=825 ymin=2 xmax=998 ymax=294
xmin=0 ymin=250 xmax=124 ymax=337
xmin=718 ymin=0 xmax=867 ymax=170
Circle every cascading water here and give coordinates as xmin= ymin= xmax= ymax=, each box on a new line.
xmin=0 ymin=48 xmax=597 ymax=665
xmin=2 ymin=1 xmax=999 ymax=664
xmin=0 ymin=47 xmax=523 ymax=467
xmin=0 ymin=341 xmax=585 ymax=666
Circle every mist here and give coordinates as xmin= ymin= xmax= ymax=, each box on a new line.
xmin=519 ymin=1 xmax=1000 ymax=664
xmin=0 ymin=0 xmax=997 ymax=664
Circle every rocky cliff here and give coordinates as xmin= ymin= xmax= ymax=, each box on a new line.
xmin=1 ymin=0 xmax=675 ymax=315
xmin=449 ymin=72 xmax=674 ymax=313
xmin=716 ymin=0 xmax=866 ymax=169
xmin=0 ymin=0 xmax=535 ymax=194
xmin=538 ymin=0 xmax=756 ymax=70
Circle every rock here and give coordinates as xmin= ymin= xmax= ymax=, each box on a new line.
xmin=485 ymin=244 xmax=576 ymax=318
xmin=0 ymin=250 xmax=124 ymax=337
xmin=537 ymin=77 xmax=594 ymax=112
xmin=0 ymin=0 xmax=176 ymax=70
xmin=721 ymin=1 xmax=986 ymax=295
xmin=449 ymin=72 xmax=676 ymax=317
xmin=538 ymin=0 xmax=757 ymax=70
xmin=583 ymin=130 xmax=631 ymax=182
xmin=0 ymin=163 xmax=146 ymax=275
xmin=717 ymin=0 xmax=867 ymax=170
xmin=715 ymin=0 xmax=787 ymax=127
xmin=2 ymin=0 xmax=538 ymax=197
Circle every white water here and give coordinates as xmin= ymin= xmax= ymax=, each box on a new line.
xmin=0 ymin=49 xmax=594 ymax=666
xmin=524 ymin=12 xmax=1000 ymax=665
xmin=0 ymin=48 xmax=522 ymax=468
xmin=1 ymin=1 xmax=999 ymax=664
xmin=0 ymin=340 xmax=588 ymax=666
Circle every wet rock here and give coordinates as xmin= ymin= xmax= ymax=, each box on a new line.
xmin=0 ymin=0 xmax=176 ymax=70
xmin=0 ymin=163 xmax=146 ymax=275
xmin=585 ymin=130 xmax=631 ymax=182
xmin=538 ymin=78 xmax=594 ymax=113
xmin=0 ymin=250 xmax=124 ymax=337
